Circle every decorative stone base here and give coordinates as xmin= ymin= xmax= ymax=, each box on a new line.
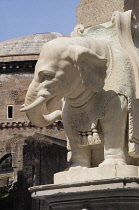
xmin=30 ymin=177 xmax=139 ymax=210
xmin=29 ymin=166 xmax=139 ymax=210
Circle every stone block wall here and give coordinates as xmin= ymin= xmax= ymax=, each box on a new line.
xmin=77 ymin=0 xmax=139 ymax=27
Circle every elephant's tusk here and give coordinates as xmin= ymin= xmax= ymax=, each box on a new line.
xmin=20 ymin=96 xmax=46 ymax=112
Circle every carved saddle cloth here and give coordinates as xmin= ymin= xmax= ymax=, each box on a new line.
xmin=71 ymin=10 xmax=139 ymax=157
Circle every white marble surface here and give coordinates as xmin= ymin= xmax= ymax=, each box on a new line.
xmin=54 ymin=165 xmax=139 ymax=184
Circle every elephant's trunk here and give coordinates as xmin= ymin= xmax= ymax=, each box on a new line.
xmin=20 ymin=80 xmax=62 ymax=127
xmin=24 ymin=79 xmax=39 ymax=107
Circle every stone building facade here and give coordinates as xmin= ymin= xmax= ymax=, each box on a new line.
xmin=0 ymin=33 xmax=68 ymax=209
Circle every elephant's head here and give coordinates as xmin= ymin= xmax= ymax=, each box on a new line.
xmin=20 ymin=37 xmax=108 ymax=127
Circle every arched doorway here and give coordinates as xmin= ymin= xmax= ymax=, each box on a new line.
xmin=0 ymin=154 xmax=13 ymax=174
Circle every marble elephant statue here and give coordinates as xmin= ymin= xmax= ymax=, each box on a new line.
xmin=21 ymin=35 xmax=139 ymax=168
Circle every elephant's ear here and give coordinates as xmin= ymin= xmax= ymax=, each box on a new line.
xmin=69 ymin=45 xmax=108 ymax=91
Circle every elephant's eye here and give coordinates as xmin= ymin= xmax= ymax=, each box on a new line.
xmin=40 ymin=74 xmax=54 ymax=82
xmin=39 ymin=70 xmax=55 ymax=82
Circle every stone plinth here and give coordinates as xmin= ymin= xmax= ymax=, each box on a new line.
xmin=54 ymin=165 xmax=139 ymax=184
xmin=29 ymin=166 xmax=139 ymax=210
xmin=77 ymin=0 xmax=139 ymax=27
xmin=30 ymin=177 xmax=139 ymax=210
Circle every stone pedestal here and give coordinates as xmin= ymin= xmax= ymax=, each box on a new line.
xmin=29 ymin=166 xmax=139 ymax=210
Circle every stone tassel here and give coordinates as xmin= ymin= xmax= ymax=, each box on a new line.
xmin=87 ymin=134 xmax=94 ymax=145
xmin=92 ymin=129 xmax=101 ymax=145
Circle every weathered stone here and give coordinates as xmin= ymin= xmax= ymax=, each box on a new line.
xmin=77 ymin=0 xmax=139 ymax=27
xmin=54 ymin=165 xmax=139 ymax=184
xmin=29 ymin=178 xmax=139 ymax=210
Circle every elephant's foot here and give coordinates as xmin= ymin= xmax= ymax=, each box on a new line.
xmin=99 ymin=158 xmax=127 ymax=166
xmin=69 ymin=165 xmax=89 ymax=171
xmin=68 ymin=163 xmax=89 ymax=171
xmin=65 ymin=162 xmax=90 ymax=171
xmin=67 ymin=145 xmax=91 ymax=171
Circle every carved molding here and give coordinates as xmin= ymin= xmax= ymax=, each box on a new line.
xmin=0 ymin=120 xmax=63 ymax=129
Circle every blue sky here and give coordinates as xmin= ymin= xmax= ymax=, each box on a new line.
xmin=0 ymin=0 xmax=80 ymax=42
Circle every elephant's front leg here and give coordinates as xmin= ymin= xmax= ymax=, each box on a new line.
xmin=99 ymin=95 xmax=128 ymax=166
xmin=70 ymin=144 xmax=91 ymax=169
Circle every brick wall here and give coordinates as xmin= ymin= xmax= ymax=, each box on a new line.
xmin=0 ymin=135 xmax=67 ymax=210
xmin=0 ymin=72 xmax=33 ymax=122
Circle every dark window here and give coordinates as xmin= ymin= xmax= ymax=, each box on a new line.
xmin=0 ymin=154 xmax=13 ymax=174
xmin=7 ymin=105 xmax=13 ymax=119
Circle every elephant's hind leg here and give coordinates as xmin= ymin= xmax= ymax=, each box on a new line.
xmin=99 ymin=95 xmax=128 ymax=166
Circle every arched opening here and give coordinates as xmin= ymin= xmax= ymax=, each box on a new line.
xmin=0 ymin=154 xmax=13 ymax=174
